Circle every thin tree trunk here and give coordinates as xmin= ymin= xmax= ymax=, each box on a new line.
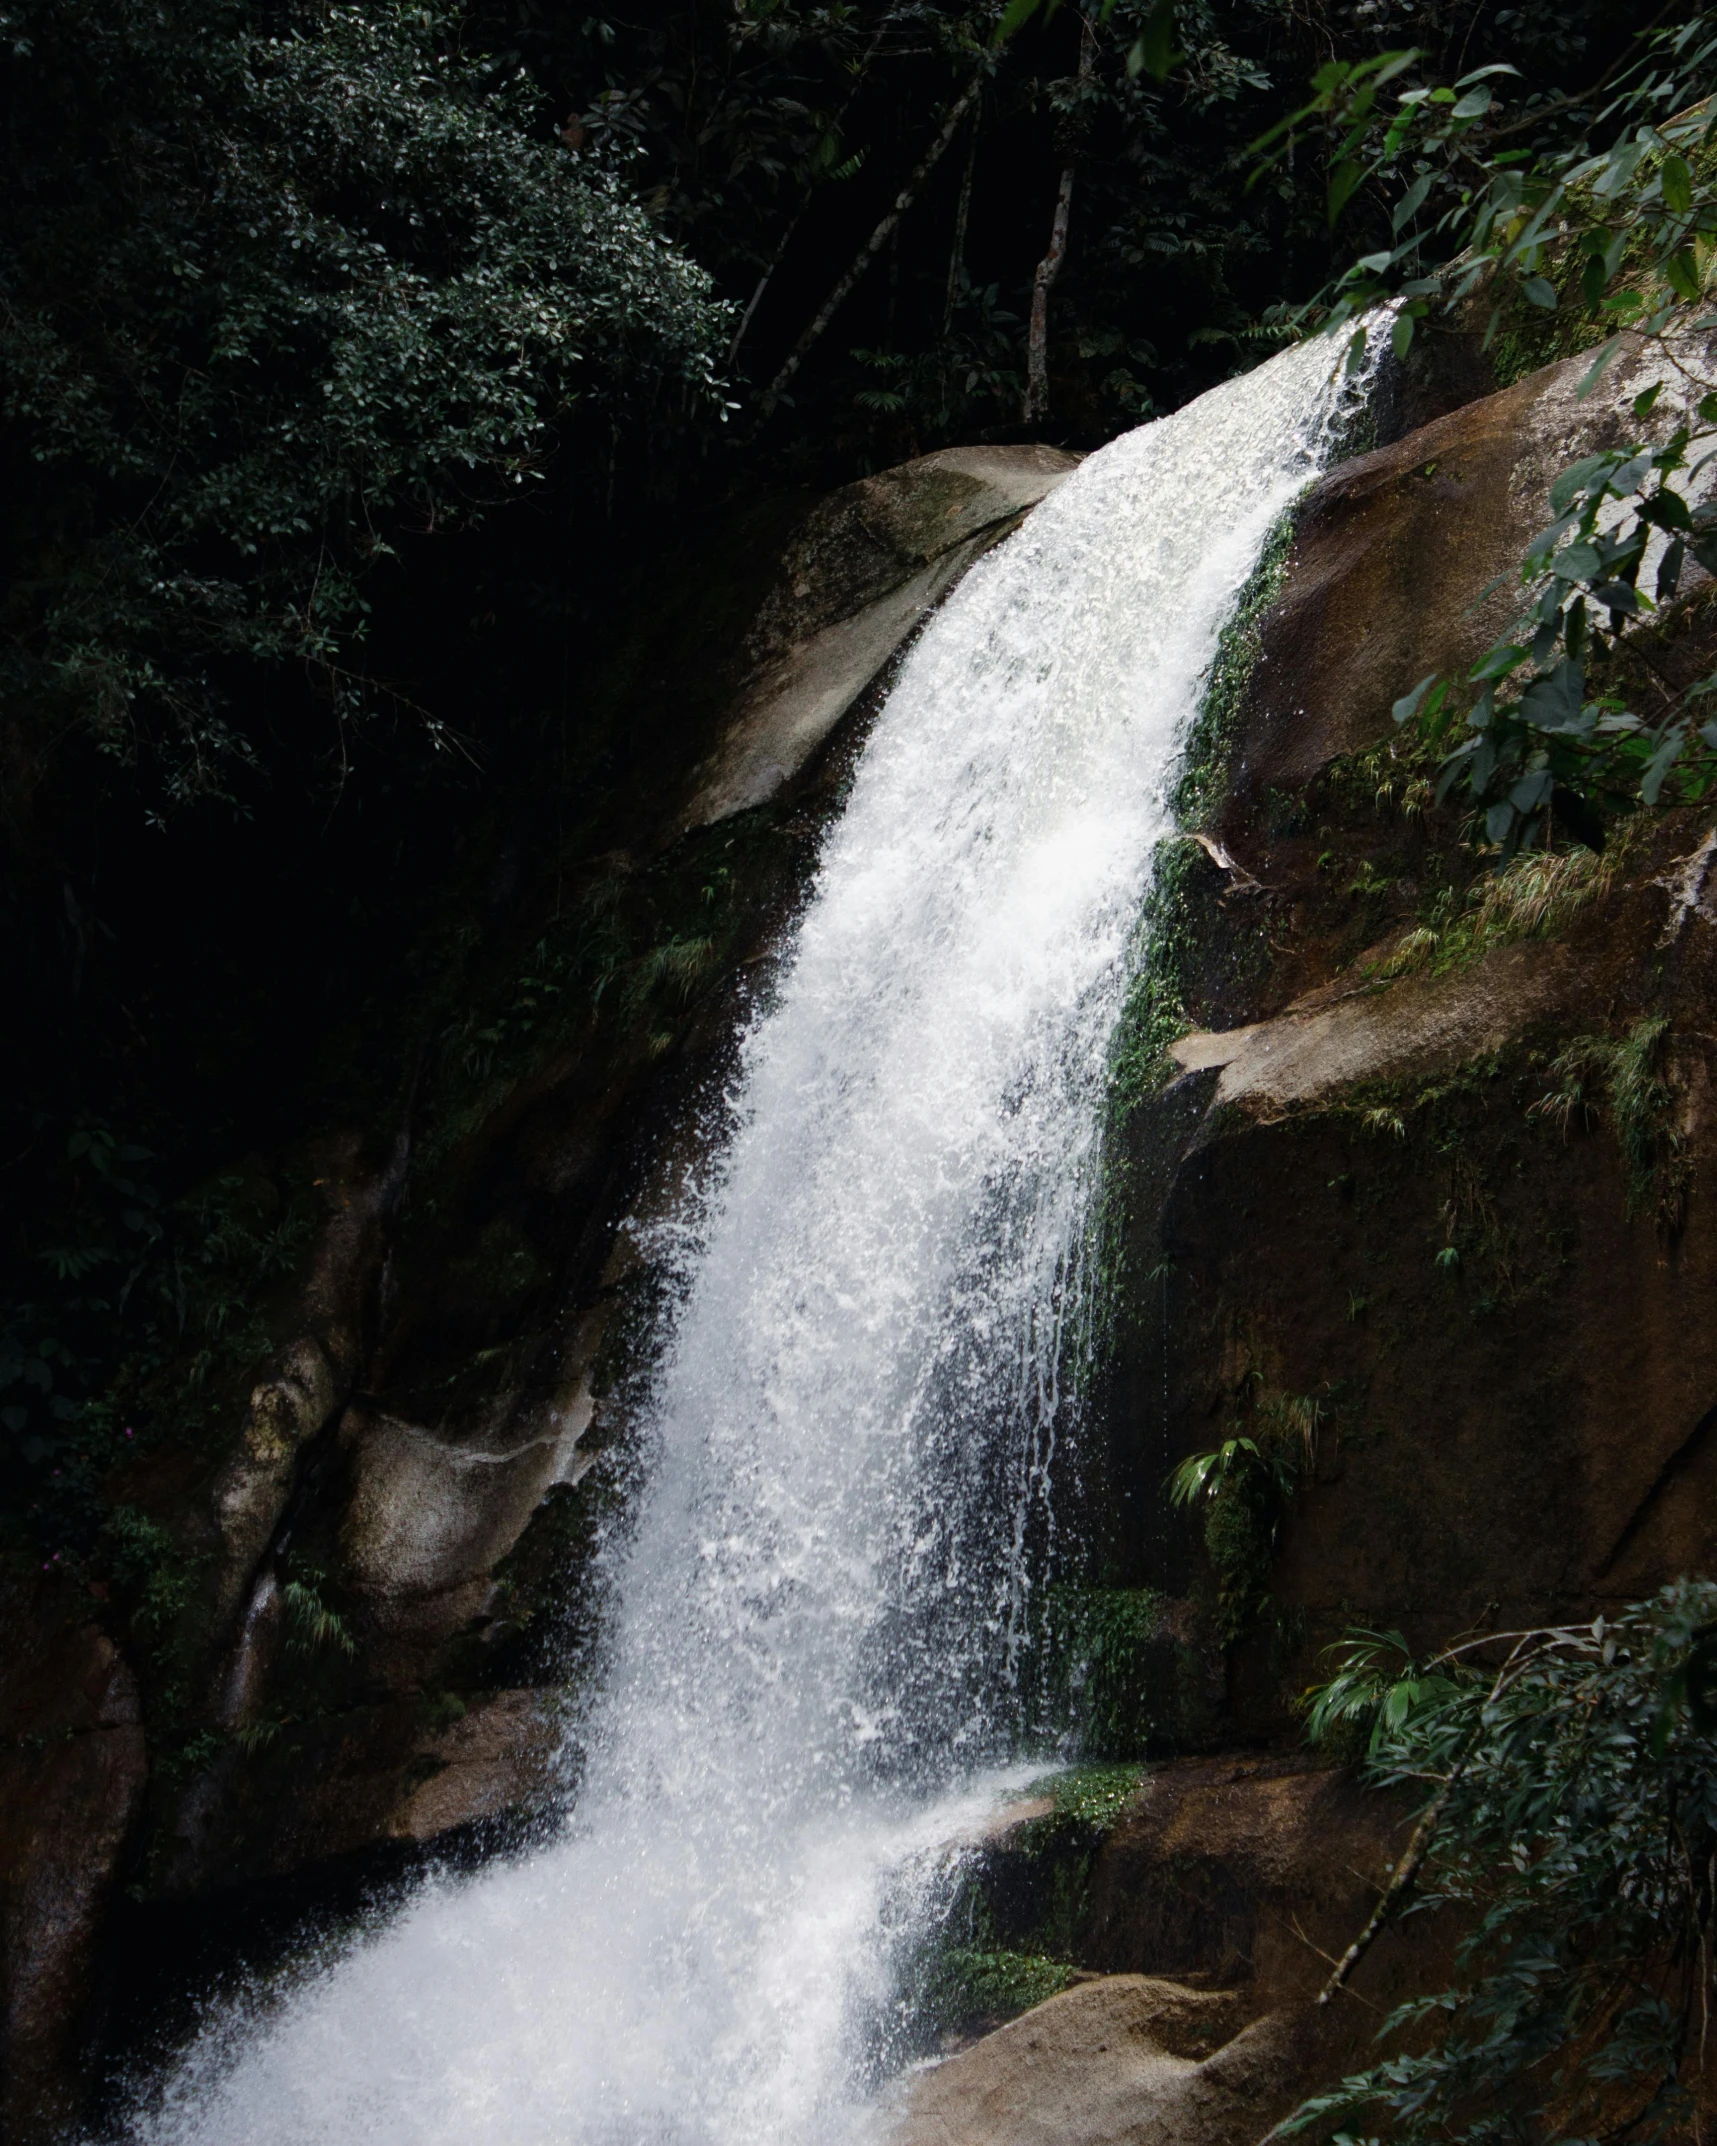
xmin=762 ymin=70 xmax=984 ymax=414
xmin=942 ymin=109 xmax=979 ymax=337
xmin=1023 ymin=18 xmax=1093 ymax=426
xmin=1022 ymin=164 xmax=1073 ymax=424
xmin=729 ymin=206 xmax=809 ymax=365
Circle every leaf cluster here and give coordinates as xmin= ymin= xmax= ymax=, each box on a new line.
xmin=1280 ymin=17 xmax=1717 ymax=850
xmin=1290 ymin=1583 xmax=1717 ymax=2146
xmin=0 ymin=0 xmax=729 ymax=810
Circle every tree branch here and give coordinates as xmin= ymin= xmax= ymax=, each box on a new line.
xmin=761 ymin=70 xmax=985 ymax=414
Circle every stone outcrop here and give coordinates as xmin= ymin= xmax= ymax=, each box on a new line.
xmin=895 ymin=1757 xmax=1435 ymax=2146
xmin=1099 ymin=332 xmax=1717 ymax=1700
xmin=886 ymin=333 xmax=1717 ymax=2144
xmin=680 ymin=445 xmax=1080 ymax=828
xmin=0 ymin=1586 xmax=147 ymax=2139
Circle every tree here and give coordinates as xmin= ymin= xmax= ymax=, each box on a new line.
xmin=1290 ymin=1586 xmax=1717 ymax=2146
xmin=0 ymin=0 xmax=729 ymax=818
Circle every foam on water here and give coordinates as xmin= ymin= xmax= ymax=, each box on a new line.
xmin=126 ymin=328 xmax=1375 ymax=2146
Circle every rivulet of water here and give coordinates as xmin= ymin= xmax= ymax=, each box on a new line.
xmin=124 ymin=327 xmax=1377 ymax=2146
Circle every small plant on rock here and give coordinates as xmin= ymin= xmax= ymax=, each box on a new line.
xmin=1168 ymin=1391 xmax=1321 ymax=1642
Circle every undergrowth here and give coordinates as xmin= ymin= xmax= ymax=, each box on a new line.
xmin=1531 ymin=1013 xmax=1689 ymax=1228
xmin=1371 ymin=844 xmax=1615 ymax=980
xmin=1290 ymin=1583 xmax=1717 ymax=2146
xmin=1169 ymin=1387 xmax=1323 ymax=1643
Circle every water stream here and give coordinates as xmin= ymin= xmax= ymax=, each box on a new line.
xmin=128 ymin=329 xmax=1374 ymax=2146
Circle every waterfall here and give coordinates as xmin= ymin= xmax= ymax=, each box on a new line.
xmin=125 ymin=330 xmax=1374 ymax=2146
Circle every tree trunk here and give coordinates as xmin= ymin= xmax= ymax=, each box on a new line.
xmin=1022 ymin=164 xmax=1074 ymax=425
xmin=942 ymin=109 xmax=979 ymax=337
xmin=1023 ymin=18 xmax=1093 ymax=426
xmin=762 ymin=71 xmax=985 ymax=414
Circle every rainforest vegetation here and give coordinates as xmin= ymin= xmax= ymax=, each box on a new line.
xmin=0 ymin=0 xmax=1674 ymax=1513
xmin=7 ymin=0 xmax=1717 ymax=2127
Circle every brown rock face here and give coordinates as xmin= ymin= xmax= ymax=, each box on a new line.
xmin=1100 ymin=330 xmax=1717 ymax=1717
xmin=895 ymin=1759 xmax=1434 ymax=2146
xmin=680 ymin=445 xmax=1081 ymax=828
xmin=913 ymin=335 xmax=1717 ymax=2146
xmin=0 ymin=437 xmax=1085 ymax=2130
xmin=1228 ymin=332 xmax=1709 ymax=807
xmin=0 ymin=1586 xmax=146 ymax=2138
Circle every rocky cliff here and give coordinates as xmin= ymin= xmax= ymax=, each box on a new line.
xmin=0 ymin=445 xmax=1079 ymax=2135
xmin=5 ymin=326 xmax=1714 ymax=2144
xmin=890 ymin=330 xmax=1717 ymax=2143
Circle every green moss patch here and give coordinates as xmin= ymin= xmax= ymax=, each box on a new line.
xmin=1174 ymin=508 xmax=1297 ymax=832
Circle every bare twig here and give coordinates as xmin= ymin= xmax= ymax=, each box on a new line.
xmin=1319 ymin=1645 xmax=1532 ymax=2005
xmin=761 ymin=70 xmax=985 ymax=414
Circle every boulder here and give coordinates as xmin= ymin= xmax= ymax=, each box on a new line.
xmin=0 ymin=1586 xmax=147 ymax=2138
xmin=680 ymin=445 xmax=1080 ymax=828
xmin=893 ymin=1757 xmax=1433 ymax=2146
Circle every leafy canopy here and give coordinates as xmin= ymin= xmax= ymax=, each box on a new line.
xmin=0 ymin=0 xmax=729 ymax=812
xmin=1267 ymin=18 xmax=1717 ymax=854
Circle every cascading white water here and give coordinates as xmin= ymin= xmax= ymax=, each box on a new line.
xmin=127 ymin=329 xmax=1375 ymax=2146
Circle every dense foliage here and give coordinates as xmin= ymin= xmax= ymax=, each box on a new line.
xmin=1292 ymin=1587 xmax=1717 ymax=2146
xmin=0 ymin=0 xmax=1665 ymax=1548
xmin=0 ymin=0 xmax=727 ymax=814
xmin=493 ymin=0 xmax=1634 ymax=459
xmin=1280 ymin=18 xmax=1717 ymax=852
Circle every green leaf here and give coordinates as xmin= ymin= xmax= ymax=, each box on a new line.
xmin=1667 ymin=251 xmax=1702 ymax=302
xmin=1552 ymin=542 xmax=1602 ymax=581
xmin=1641 ymin=728 xmax=1686 ymax=805
xmin=1327 ymin=159 xmax=1366 ymax=226
xmin=994 ymin=0 xmax=1042 ymax=46
xmin=1521 ymin=659 xmax=1586 ymax=732
xmin=1581 ymin=253 xmax=1608 ymax=310
xmin=1392 ymin=172 xmax=1433 ymax=233
xmin=1662 ymin=154 xmax=1693 ymax=217
xmin=1392 ymin=673 xmax=1439 ymax=725
xmin=1574 ymin=339 xmax=1623 ymax=401
xmin=1391 ymin=310 xmax=1415 ymax=358
xmin=1131 ymin=0 xmax=1177 ymax=82
xmin=1522 ymin=274 xmax=1559 ymax=309
xmin=1551 ymin=452 xmax=1615 ymax=514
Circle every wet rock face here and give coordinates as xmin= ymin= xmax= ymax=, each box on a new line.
xmin=679 ymin=444 xmax=1081 ymax=828
xmin=0 ymin=1588 xmax=146 ymax=2139
xmin=0 ymin=436 xmax=1087 ymax=2124
xmin=1227 ymin=331 xmax=1710 ymax=806
xmin=893 ymin=1758 xmax=1434 ymax=2146
xmin=1098 ymin=330 xmax=1717 ymax=1729
xmin=921 ymin=332 xmax=1717 ymax=2146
